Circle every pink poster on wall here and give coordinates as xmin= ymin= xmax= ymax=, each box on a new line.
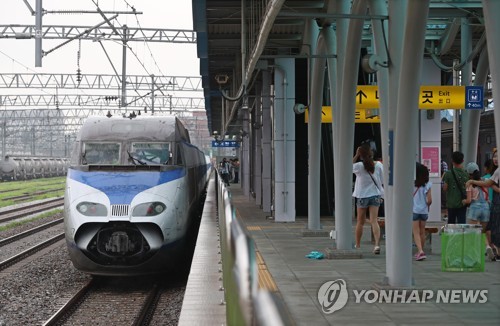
xmin=421 ymin=146 xmax=440 ymax=177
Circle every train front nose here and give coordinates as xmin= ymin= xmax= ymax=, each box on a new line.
xmin=99 ymin=228 xmax=143 ymax=256
xmin=76 ymin=222 xmax=163 ymax=265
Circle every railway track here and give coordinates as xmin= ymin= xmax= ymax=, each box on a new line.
xmin=0 ymin=232 xmax=65 ymax=272
xmin=44 ymin=278 xmax=163 ymax=326
xmin=0 ymin=187 xmax=22 ymax=194
xmin=0 ymin=197 xmax=64 ymax=224
xmin=0 ymin=218 xmax=63 ymax=247
xmin=4 ymin=188 xmax=65 ymax=202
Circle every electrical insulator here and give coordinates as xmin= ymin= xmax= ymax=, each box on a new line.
xmin=76 ymin=68 xmax=82 ymax=83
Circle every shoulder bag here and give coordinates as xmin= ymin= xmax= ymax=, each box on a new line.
xmin=368 ymin=172 xmax=381 ymax=193
xmin=369 ymin=172 xmax=384 ymax=216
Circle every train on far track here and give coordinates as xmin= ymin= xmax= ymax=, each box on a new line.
xmin=0 ymin=155 xmax=69 ymax=181
xmin=64 ymin=115 xmax=211 ymax=276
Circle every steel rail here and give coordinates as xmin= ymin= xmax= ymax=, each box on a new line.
xmin=42 ymin=279 xmax=96 ymax=326
xmin=0 ymin=198 xmax=64 ymax=224
xmin=0 ymin=233 xmax=65 ymax=271
xmin=0 ymin=218 xmax=63 ymax=247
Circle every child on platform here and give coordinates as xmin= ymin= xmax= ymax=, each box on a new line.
xmin=413 ymin=163 xmax=432 ymax=261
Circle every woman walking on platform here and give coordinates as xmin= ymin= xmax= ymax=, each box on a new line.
xmin=413 ymin=163 xmax=432 ymax=261
xmin=463 ymin=162 xmax=492 ymax=259
xmin=466 ymin=149 xmax=500 ymax=261
xmin=352 ymin=143 xmax=384 ymax=254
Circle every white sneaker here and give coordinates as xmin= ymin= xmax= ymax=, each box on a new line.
xmin=486 ymin=246 xmax=495 ymax=261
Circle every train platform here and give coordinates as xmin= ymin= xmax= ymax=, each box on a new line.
xmin=180 ymin=177 xmax=500 ymax=325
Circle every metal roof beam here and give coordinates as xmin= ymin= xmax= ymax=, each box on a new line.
xmin=0 ymin=94 xmax=204 ymax=110
xmin=0 ymin=25 xmax=196 ymax=43
xmin=0 ymin=73 xmax=202 ymax=91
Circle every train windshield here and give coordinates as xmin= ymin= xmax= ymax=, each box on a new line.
xmin=82 ymin=142 xmax=121 ymax=165
xmin=129 ymin=142 xmax=171 ymax=165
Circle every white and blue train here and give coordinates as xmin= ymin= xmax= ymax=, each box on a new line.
xmin=64 ymin=115 xmax=211 ymax=275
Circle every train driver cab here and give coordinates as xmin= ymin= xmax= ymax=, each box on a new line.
xmin=82 ymin=142 xmax=121 ymax=165
xmin=81 ymin=141 xmax=173 ymax=166
xmin=128 ymin=142 xmax=172 ymax=165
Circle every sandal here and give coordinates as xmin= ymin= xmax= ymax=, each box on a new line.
xmin=373 ymin=246 xmax=381 ymax=254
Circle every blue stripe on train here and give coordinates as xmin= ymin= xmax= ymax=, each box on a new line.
xmin=68 ymin=168 xmax=185 ymax=204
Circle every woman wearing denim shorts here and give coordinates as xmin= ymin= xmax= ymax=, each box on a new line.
xmin=463 ymin=162 xmax=492 ymax=259
xmin=352 ymin=143 xmax=384 ymax=254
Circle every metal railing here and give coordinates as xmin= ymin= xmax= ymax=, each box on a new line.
xmin=215 ymin=171 xmax=290 ymax=326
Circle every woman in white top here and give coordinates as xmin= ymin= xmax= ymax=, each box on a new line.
xmin=413 ymin=163 xmax=432 ymax=261
xmin=352 ymin=143 xmax=384 ymax=254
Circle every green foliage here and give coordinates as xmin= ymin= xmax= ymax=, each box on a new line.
xmin=0 ymin=209 xmax=63 ymax=232
xmin=0 ymin=177 xmax=65 ymax=208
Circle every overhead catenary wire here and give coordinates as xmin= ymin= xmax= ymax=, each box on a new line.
xmin=120 ymin=0 xmax=167 ymax=76
xmin=91 ymin=0 xmax=180 ymax=110
xmin=94 ymin=20 xmax=157 ymax=109
xmin=0 ymin=49 xmax=93 ymax=103
xmin=2 ymin=1 xmax=193 ymax=113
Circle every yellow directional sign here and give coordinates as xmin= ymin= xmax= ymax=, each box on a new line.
xmin=305 ymin=106 xmax=380 ymax=124
xmin=304 ymin=86 xmax=482 ymax=123
xmin=418 ymin=85 xmax=465 ymax=109
xmin=419 ymin=85 xmax=485 ymax=109
xmin=344 ymin=85 xmax=482 ymax=110
xmin=356 ymin=85 xmax=380 ymax=109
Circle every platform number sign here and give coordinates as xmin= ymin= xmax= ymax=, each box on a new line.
xmin=212 ymin=140 xmax=240 ymax=148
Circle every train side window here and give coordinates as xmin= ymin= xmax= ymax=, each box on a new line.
xmin=176 ymin=145 xmax=183 ymax=165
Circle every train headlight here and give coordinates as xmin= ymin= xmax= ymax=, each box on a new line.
xmin=76 ymin=202 xmax=107 ymax=216
xmin=132 ymin=202 xmax=166 ymax=216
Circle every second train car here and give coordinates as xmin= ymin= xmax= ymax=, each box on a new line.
xmin=64 ymin=115 xmax=211 ymax=275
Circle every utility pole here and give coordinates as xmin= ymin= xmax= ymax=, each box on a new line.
xmin=35 ymin=0 xmax=43 ymax=67
xmin=151 ymin=74 xmax=155 ymax=114
xmin=1 ymin=121 xmax=6 ymax=158
xmin=453 ymin=59 xmax=460 ymax=151
xmin=169 ymin=95 xmax=173 ymax=114
xmin=31 ymin=127 xmax=36 ymax=155
xmin=49 ymin=131 xmax=53 ymax=156
xmin=121 ymin=25 xmax=128 ymax=109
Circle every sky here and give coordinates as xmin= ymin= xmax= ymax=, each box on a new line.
xmin=0 ymin=0 xmax=201 ymax=102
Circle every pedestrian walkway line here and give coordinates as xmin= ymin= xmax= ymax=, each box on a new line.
xmin=256 ymin=251 xmax=278 ymax=292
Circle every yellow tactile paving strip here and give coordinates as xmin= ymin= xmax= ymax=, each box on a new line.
xmin=235 ymin=208 xmax=278 ymax=292
xmin=246 ymin=225 xmax=304 ymax=230
xmin=256 ymin=251 xmax=278 ymax=292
